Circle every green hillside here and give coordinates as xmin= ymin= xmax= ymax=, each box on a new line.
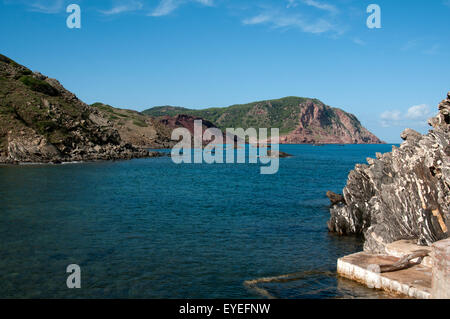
xmin=144 ymin=97 xmax=328 ymax=135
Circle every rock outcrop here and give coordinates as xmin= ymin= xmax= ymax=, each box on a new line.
xmin=0 ymin=54 xmax=160 ymax=164
xmin=327 ymin=92 xmax=450 ymax=253
xmin=279 ymin=101 xmax=383 ymax=144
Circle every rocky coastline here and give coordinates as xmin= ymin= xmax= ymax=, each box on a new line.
xmin=0 ymin=53 xmax=385 ymax=164
xmin=327 ymin=92 xmax=450 ymax=253
xmin=0 ymin=54 xmax=167 ymax=164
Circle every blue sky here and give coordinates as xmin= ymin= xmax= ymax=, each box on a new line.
xmin=1 ymin=0 xmax=449 ymax=142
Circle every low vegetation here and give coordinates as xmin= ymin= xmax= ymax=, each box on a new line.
xmin=19 ymin=76 xmax=59 ymax=96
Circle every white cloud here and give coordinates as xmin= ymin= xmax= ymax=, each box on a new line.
xmin=401 ymin=39 xmax=441 ymax=55
xmin=149 ymin=0 xmax=213 ymax=17
xmin=244 ymin=0 xmax=343 ymax=35
xmin=401 ymin=39 xmax=421 ymax=51
xmin=28 ymin=0 xmax=64 ymax=14
xmin=149 ymin=0 xmax=178 ymax=16
xmin=286 ymin=0 xmax=338 ymax=13
xmin=242 ymin=10 xmax=337 ymax=34
xmin=100 ymin=1 xmax=143 ymax=15
xmin=243 ymin=14 xmax=271 ymax=25
xmin=286 ymin=0 xmax=298 ymax=8
xmin=406 ymin=104 xmax=431 ymax=120
xmin=423 ymin=44 xmax=440 ymax=55
xmin=352 ymin=37 xmax=366 ymax=46
xmin=301 ymin=0 xmax=338 ymax=13
xmin=380 ymin=105 xmax=432 ymax=128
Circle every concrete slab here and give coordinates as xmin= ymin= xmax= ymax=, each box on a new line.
xmin=385 ymin=240 xmax=433 ymax=268
xmin=337 ymin=252 xmax=432 ymax=299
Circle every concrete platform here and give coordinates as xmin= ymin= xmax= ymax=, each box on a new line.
xmin=385 ymin=240 xmax=433 ymax=268
xmin=337 ymin=252 xmax=432 ymax=299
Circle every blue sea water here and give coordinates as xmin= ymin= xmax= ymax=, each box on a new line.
xmin=0 ymin=144 xmax=398 ymax=299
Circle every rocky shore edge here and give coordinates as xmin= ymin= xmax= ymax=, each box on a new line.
xmin=327 ymin=92 xmax=449 ymax=254
xmin=0 ymin=150 xmax=167 ymax=166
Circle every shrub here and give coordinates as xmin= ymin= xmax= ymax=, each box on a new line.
xmin=35 ymin=120 xmax=58 ymax=133
xmin=133 ymin=120 xmax=148 ymax=127
xmin=19 ymin=76 xmax=59 ymax=96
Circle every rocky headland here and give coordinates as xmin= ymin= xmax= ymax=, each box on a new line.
xmin=144 ymin=97 xmax=384 ymax=145
xmin=0 ymin=54 xmax=166 ymax=164
xmin=327 ymin=92 xmax=450 ymax=253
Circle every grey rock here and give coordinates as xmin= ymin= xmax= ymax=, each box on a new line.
xmin=328 ymin=92 xmax=450 ymax=253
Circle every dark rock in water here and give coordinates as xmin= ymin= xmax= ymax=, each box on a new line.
xmin=327 ymin=92 xmax=450 ymax=253
xmin=326 ymin=191 xmax=345 ymax=205
xmin=267 ymin=150 xmax=293 ymax=158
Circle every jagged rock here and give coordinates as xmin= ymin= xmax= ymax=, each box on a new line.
xmin=400 ymin=128 xmax=422 ymax=142
xmin=328 ymin=92 xmax=450 ymax=253
xmin=326 ymin=191 xmax=346 ymax=205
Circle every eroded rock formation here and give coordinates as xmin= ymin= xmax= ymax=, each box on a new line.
xmin=328 ymin=92 xmax=450 ymax=253
xmin=279 ymin=101 xmax=383 ymax=144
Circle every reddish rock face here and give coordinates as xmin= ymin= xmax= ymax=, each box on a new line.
xmin=158 ymin=114 xmax=217 ymax=136
xmin=156 ymin=114 xmax=226 ymax=146
xmin=280 ymin=102 xmax=384 ymax=144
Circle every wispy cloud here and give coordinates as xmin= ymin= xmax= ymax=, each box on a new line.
xmin=286 ymin=0 xmax=298 ymax=8
xmin=401 ymin=39 xmax=441 ymax=55
xmin=242 ymin=10 xmax=338 ymax=35
xmin=406 ymin=104 xmax=432 ymax=120
xmin=286 ymin=0 xmax=337 ymax=13
xmin=149 ymin=0 xmax=178 ymax=17
xmin=100 ymin=1 xmax=143 ymax=15
xmin=243 ymin=14 xmax=272 ymax=25
xmin=444 ymin=0 xmax=450 ymax=8
xmin=423 ymin=44 xmax=440 ymax=55
xmin=352 ymin=37 xmax=366 ymax=46
xmin=380 ymin=104 xmax=432 ymax=128
xmin=149 ymin=0 xmax=214 ymax=17
xmin=242 ymin=0 xmax=343 ymax=35
xmin=301 ymin=0 xmax=338 ymax=14
xmin=24 ymin=0 xmax=65 ymax=14
xmin=401 ymin=39 xmax=421 ymax=51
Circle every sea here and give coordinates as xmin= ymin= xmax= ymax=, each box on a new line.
xmin=0 ymin=144 xmax=400 ymax=299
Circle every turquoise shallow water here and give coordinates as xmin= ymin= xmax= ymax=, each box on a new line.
xmin=0 ymin=144 xmax=397 ymax=299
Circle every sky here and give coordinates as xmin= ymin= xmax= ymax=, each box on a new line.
xmin=1 ymin=0 xmax=449 ymax=142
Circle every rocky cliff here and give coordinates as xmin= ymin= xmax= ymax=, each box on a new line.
xmin=327 ymin=92 xmax=450 ymax=253
xmin=0 ymin=54 xmax=156 ymax=164
xmin=279 ymin=101 xmax=382 ymax=144
xmin=144 ymin=97 xmax=384 ymax=145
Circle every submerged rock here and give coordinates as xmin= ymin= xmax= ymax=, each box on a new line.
xmin=327 ymin=92 xmax=450 ymax=253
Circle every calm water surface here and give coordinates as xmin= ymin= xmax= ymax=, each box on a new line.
xmin=0 ymin=144 xmax=398 ymax=298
